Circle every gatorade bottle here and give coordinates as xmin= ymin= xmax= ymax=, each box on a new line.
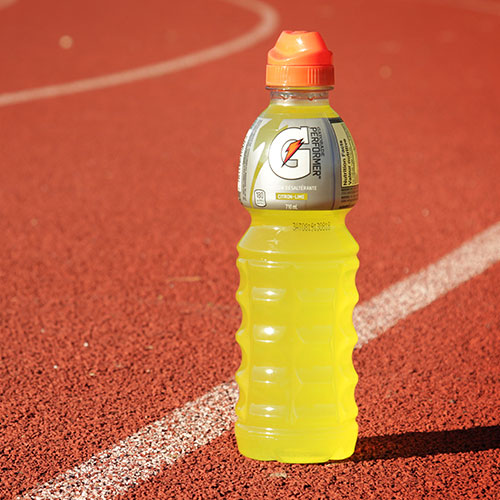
xmin=235 ymin=31 xmax=360 ymax=463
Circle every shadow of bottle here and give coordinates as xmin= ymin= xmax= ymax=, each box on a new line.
xmin=348 ymin=425 xmax=500 ymax=462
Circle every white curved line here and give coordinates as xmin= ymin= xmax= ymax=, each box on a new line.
xmin=0 ymin=0 xmax=278 ymax=108
xmin=0 ymin=0 xmax=17 ymax=10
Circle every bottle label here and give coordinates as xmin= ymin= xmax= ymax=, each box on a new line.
xmin=238 ymin=117 xmax=359 ymax=210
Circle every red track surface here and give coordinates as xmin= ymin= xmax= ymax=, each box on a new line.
xmin=0 ymin=0 xmax=499 ymax=498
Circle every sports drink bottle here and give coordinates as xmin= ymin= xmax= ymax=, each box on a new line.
xmin=235 ymin=31 xmax=360 ymax=463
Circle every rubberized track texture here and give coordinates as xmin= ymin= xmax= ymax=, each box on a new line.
xmin=0 ymin=0 xmax=499 ymax=499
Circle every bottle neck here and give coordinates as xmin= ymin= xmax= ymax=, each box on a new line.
xmin=268 ymin=88 xmax=331 ymax=107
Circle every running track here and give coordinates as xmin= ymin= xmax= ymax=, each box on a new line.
xmin=0 ymin=0 xmax=499 ymax=499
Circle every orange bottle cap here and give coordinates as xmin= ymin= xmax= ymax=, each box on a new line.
xmin=266 ymin=31 xmax=334 ymax=88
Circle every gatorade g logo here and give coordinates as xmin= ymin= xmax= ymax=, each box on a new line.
xmin=269 ymin=127 xmax=310 ymax=180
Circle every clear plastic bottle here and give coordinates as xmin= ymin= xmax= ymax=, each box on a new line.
xmin=235 ymin=31 xmax=359 ymax=463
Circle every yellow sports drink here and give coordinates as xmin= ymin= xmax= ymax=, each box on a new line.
xmin=235 ymin=31 xmax=360 ymax=463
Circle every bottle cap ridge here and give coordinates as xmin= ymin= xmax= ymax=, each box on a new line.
xmin=266 ymin=31 xmax=334 ymax=88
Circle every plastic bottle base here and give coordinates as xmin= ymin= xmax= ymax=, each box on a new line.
xmin=235 ymin=421 xmax=357 ymax=463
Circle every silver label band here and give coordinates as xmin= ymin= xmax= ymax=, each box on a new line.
xmin=238 ymin=117 xmax=359 ymax=210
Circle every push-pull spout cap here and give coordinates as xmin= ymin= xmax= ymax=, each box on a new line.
xmin=266 ymin=30 xmax=334 ymax=88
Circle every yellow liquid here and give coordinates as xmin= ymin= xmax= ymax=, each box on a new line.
xmin=235 ymin=99 xmax=359 ymax=463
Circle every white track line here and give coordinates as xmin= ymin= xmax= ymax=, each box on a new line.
xmin=0 ymin=0 xmax=278 ymax=108
xmin=0 ymin=0 xmax=17 ymax=10
xmin=355 ymin=222 xmax=500 ymax=347
xmin=21 ymin=382 xmax=240 ymax=500
xmin=20 ymin=221 xmax=500 ymax=500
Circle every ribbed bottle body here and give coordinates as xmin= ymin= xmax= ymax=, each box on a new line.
xmin=235 ymin=209 xmax=359 ymax=463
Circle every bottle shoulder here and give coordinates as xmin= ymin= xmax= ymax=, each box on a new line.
xmin=259 ymin=102 xmax=339 ymax=120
